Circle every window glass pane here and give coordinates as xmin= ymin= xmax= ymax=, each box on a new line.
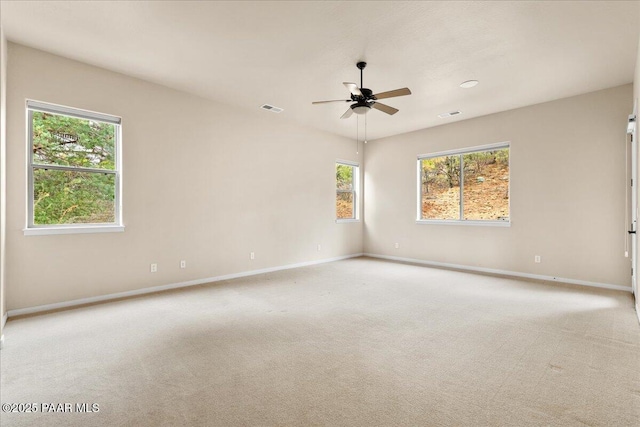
xmin=32 ymin=111 xmax=115 ymax=170
xmin=421 ymin=155 xmax=460 ymax=220
xmin=462 ymin=148 xmax=509 ymax=220
xmin=33 ymin=169 xmax=115 ymax=225
xmin=336 ymin=192 xmax=354 ymax=219
xmin=336 ymin=164 xmax=354 ymax=191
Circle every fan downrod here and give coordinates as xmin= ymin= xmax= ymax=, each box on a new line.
xmin=356 ymin=62 xmax=367 ymax=92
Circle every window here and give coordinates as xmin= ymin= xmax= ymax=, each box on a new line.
xmin=418 ymin=143 xmax=509 ymax=224
xmin=336 ymin=161 xmax=359 ymax=221
xmin=26 ymin=100 xmax=123 ymax=235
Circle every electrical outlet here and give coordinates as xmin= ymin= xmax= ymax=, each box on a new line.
xmin=150 ymin=263 xmax=158 ymax=273
xmin=395 ymin=243 xmax=399 ymax=249
xmin=180 ymin=260 xmax=186 ymax=269
xmin=317 ymin=244 xmax=321 ymax=251
xmin=250 ymin=252 xmax=255 ymax=260
xmin=534 ymin=255 xmax=541 ymax=263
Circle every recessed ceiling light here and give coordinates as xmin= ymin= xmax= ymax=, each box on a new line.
xmin=459 ymin=80 xmax=479 ymax=89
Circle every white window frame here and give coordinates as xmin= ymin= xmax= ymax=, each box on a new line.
xmin=24 ymin=100 xmax=124 ymax=236
xmin=336 ymin=160 xmax=360 ymax=223
xmin=416 ymin=142 xmax=510 ymax=227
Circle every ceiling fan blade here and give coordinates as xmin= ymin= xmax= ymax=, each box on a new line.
xmin=343 ymin=82 xmax=362 ymax=97
xmin=373 ymin=87 xmax=412 ymax=100
xmin=312 ymin=99 xmax=351 ymax=104
xmin=340 ymin=107 xmax=354 ymax=119
xmin=372 ymin=102 xmax=399 ymax=115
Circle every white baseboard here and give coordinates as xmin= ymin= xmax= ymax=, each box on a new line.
xmin=636 ymin=303 xmax=640 ymax=325
xmin=6 ymin=252 xmax=632 ymax=319
xmin=7 ymin=253 xmax=364 ymax=318
xmin=364 ymin=253 xmax=632 ymax=293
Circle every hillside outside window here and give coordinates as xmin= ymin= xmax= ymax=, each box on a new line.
xmin=418 ymin=143 xmax=510 ymax=225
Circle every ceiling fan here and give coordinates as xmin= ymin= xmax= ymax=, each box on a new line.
xmin=312 ymin=62 xmax=411 ymax=119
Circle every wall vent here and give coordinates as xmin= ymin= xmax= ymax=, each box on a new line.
xmin=438 ymin=110 xmax=461 ymax=118
xmin=261 ymin=104 xmax=284 ymax=113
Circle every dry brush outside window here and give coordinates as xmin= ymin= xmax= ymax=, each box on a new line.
xmin=27 ymin=101 xmax=122 ymax=231
xmin=336 ymin=161 xmax=359 ymax=220
xmin=418 ymin=144 xmax=509 ymax=223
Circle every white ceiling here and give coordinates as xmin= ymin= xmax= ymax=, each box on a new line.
xmin=1 ymin=1 xmax=639 ymax=141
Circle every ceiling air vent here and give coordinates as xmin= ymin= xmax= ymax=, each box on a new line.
xmin=438 ymin=111 xmax=461 ymax=118
xmin=261 ymin=104 xmax=283 ymax=113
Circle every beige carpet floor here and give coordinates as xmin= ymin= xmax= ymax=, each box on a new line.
xmin=1 ymin=257 xmax=639 ymax=426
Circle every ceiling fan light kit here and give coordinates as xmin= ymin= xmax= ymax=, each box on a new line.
xmin=312 ymin=61 xmax=411 ymax=119
xmin=352 ymin=102 xmax=371 ymax=115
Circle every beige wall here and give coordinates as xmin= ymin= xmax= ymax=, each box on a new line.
xmin=3 ymin=42 xmax=635 ymax=313
xmin=6 ymin=44 xmax=363 ymax=310
xmin=364 ymin=85 xmax=632 ymax=288
xmin=1 ymin=27 xmax=7 ymax=336
xmin=635 ymin=9 xmax=640 ymax=106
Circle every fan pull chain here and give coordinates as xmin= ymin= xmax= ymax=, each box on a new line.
xmin=364 ymin=114 xmax=367 ymax=144
xmin=356 ymin=115 xmax=359 ymax=154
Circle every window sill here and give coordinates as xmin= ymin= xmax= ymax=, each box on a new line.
xmin=24 ymin=225 xmax=125 ymax=236
xmin=336 ymin=219 xmax=360 ymax=224
xmin=415 ymin=219 xmax=510 ymax=227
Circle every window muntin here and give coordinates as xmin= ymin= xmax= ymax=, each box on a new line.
xmin=336 ymin=161 xmax=359 ymax=220
xmin=418 ymin=144 xmax=509 ymax=223
xmin=27 ymin=101 xmax=122 ymax=229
